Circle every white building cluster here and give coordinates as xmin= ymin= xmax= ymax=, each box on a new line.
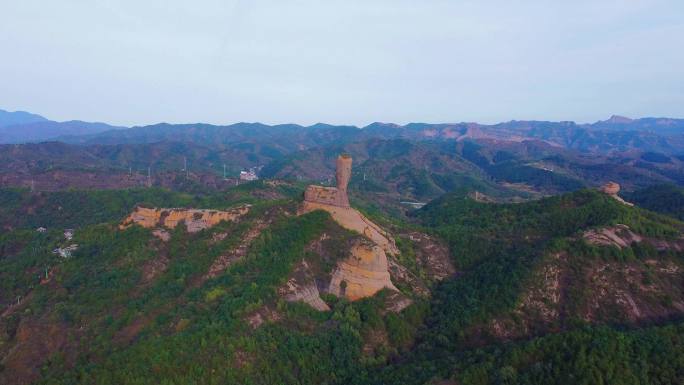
xmin=239 ymin=169 xmax=259 ymax=181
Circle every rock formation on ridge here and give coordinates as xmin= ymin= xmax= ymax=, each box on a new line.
xmin=287 ymin=154 xmax=403 ymax=307
xmin=120 ymin=206 xmax=250 ymax=233
xmin=600 ymin=181 xmax=634 ymax=206
xmin=328 ymin=240 xmax=398 ymax=301
xmin=300 ymin=154 xmax=399 ymax=255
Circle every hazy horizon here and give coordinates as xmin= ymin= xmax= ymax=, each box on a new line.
xmin=1 ymin=1 xmax=683 ymax=127
xmin=3 ymin=106 xmax=684 ymax=129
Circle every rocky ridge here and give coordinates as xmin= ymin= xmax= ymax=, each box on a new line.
xmin=283 ymin=154 xmax=405 ymax=309
xmin=584 ymin=224 xmax=684 ymax=251
xmin=120 ymin=205 xmax=250 ymax=233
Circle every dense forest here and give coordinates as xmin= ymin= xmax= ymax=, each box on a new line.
xmin=626 ymin=184 xmax=684 ymax=221
xmin=3 ymin=3 xmax=684 ymax=383
xmin=1 ymin=184 xmax=684 ymax=384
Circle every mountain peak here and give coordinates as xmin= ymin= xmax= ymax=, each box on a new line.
xmin=0 ymin=108 xmax=49 ymax=128
xmin=606 ymin=115 xmax=634 ymax=124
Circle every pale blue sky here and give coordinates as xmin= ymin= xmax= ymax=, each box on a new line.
xmin=1 ymin=0 xmax=682 ymax=126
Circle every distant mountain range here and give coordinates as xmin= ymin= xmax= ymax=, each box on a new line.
xmin=0 ymin=109 xmax=48 ymax=127
xmin=0 ymin=109 xmax=124 ymax=143
xmin=1 ymin=108 xmax=683 ymax=154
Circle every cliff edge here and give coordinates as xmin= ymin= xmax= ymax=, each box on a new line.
xmin=120 ymin=205 xmax=250 ymax=233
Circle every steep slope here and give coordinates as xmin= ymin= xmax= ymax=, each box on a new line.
xmin=625 ymin=184 xmax=684 ymax=221
xmin=379 ymin=189 xmax=684 ymax=384
xmin=3 ymin=185 xmax=684 ymax=385
xmin=0 ymin=187 xmax=438 ymax=384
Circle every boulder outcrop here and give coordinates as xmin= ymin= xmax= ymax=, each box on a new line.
xmin=278 ymin=260 xmax=330 ymax=311
xmin=599 ymin=182 xmax=634 ymax=206
xmin=584 ymin=224 xmax=684 ymax=251
xmin=120 ymin=205 xmax=250 ymax=233
xmin=328 ymin=240 xmax=398 ymax=301
xmin=583 ymin=224 xmax=643 ymax=249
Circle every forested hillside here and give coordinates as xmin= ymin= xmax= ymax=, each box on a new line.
xmin=378 ymin=189 xmax=684 ymax=384
xmin=4 ymin=0 xmax=683 ymax=382
xmin=626 ymin=184 xmax=684 ymax=221
xmin=2 ymin=184 xmax=684 ymax=384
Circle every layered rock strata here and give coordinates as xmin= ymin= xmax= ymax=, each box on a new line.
xmin=583 ymin=224 xmax=643 ymax=249
xmin=584 ymin=224 xmax=684 ymax=251
xmin=291 ymin=154 xmax=401 ymax=305
xmin=278 ymin=260 xmax=330 ymax=311
xmin=300 ymin=201 xmax=399 ymax=255
xmin=328 ymin=240 xmax=398 ymax=301
xmin=120 ymin=205 xmax=250 ymax=233
xmin=303 ymin=154 xmax=352 ymax=207
xmin=300 ymin=154 xmax=398 ymax=255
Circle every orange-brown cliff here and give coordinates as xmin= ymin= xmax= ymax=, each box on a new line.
xmin=120 ymin=206 xmax=250 ymax=233
xmin=599 ymin=182 xmax=634 ymax=206
xmin=301 ymin=154 xmax=399 ymax=255
xmin=297 ymin=154 xmax=401 ymax=304
xmin=328 ymin=240 xmax=398 ymax=301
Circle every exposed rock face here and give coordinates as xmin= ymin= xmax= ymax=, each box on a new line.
xmin=140 ymin=253 xmax=170 ymax=285
xmin=328 ymin=240 xmax=398 ymax=301
xmin=278 ymin=260 xmax=330 ymax=311
xmin=120 ymin=205 xmax=250 ymax=233
xmin=298 ymin=154 xmax=401 ymax=303
xmin=245 ymin=307 xmax=282 ymax=329
xmin=469 ymin=190 xmax=495 ymax=203
xmin=601 ymin=181 xmax=621 ymax=195
xmin=599 ymin=182 xmax=634 ymax=206
xmin=383 ymin=290 xmax=413 ymax=313
xmin=336 ymin=154 xmax=352 ymax=196
xmin=485 ymin=247 xmax=684 ymax=341
xmin=303 ymin=154 xmax=352 ymax=208
xmin=152 ymin=229 xmax=170 ymax=241
xmin=204 ymin=220 xmax=269 ymax=281
xmin=301 ymin=201 xmax=399 ymax=255
xmin=284 ymin=284 xmax=329 ymax=311
xmin=301 ymin=154 xmax=399 ymax=255
xmin=304 ymin=186 xmax=348 ymax=208
xmin=583 ymin=224 xmax=643 ymax=249
xmin=584 ymin=224 xmax=684 ymax=251
xmin=387 ymin=257 xmax=430 ymax=297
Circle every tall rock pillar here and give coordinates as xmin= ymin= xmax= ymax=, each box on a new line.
xmin=336 ymin=154 xmax=352 ymax=192
xmin=335 ymin=154 xmax=352 ymax=206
